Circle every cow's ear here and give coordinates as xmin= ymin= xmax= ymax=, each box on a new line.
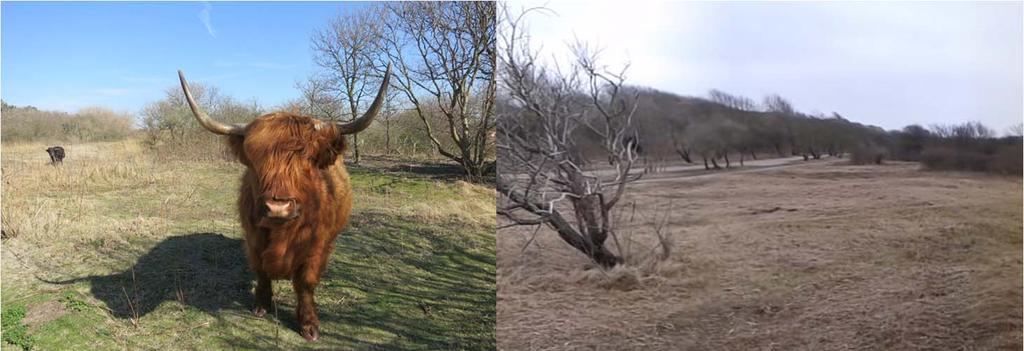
xmin=227 ymin=135 xmax=249 ymax=166
xmin=313 ymin=129 xmax=346 ymax=169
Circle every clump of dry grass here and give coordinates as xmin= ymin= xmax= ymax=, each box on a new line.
xmin=570 ymin=257 xmax=690 ymax=292
xmin=498 ymin=199 xmax=683 ymax=293
xmin=1 ymin=198 xmax=72 ymax=240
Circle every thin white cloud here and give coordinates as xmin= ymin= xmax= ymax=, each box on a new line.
xmin=199 ymin=2 xmax=216 ymax=38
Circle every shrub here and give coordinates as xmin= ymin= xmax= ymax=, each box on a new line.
xmin=920 ymin=147 xmax=1015 ymax=173
xmin=850 ymin=146 xmax=885 ymax=165
xmin=140 ymin=85 xmax=261 ymax=162
xmin=1 ymin=102 xmax=134 ymax=143
xmin=907 ymin=122 xmax=1022 ymax=175
xmin=988 ymin=143 xmax=1023 ymax=175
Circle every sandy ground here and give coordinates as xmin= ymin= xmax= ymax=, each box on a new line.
xmin=497 ymin=160 xmax=1022 ymax=350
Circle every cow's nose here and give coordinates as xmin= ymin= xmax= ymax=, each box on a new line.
xmin=263 ymin=198 xmax=298 ymax=219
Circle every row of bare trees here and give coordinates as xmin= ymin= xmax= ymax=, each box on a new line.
xmin=567 ymin=86 xmax=889 ymax=171
xmin=2 ymin=101 xmax=135 ymax=143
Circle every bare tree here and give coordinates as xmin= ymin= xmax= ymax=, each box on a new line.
xmin=685 ymin=117 xmax=732 ymax=170
xmin=669 ymin=123 xmax=694 ymax=163
xmin=1008 ymin=123 xmax=1024 ymax=137
xmin=296 ymin=75 xmax=345 ymax=120
xmin=141 ymin=83 xmax=222 ymax=144
xmin=496 ymin=6 xmax=643 ymax=268
xmin=309 ymin=7 xmax=384 ymax=164
xmin=378 ymin=2 xmax=496 ymax=179
xmin=708 ymin=89 xmax=758 ymax=111
xmin=376 ymin=89 xmax=403 ymax=155
xmin=763 ymin=94 xmax=795 ymax=115
xmin=278 ymin=97 xmax=313 ymax=116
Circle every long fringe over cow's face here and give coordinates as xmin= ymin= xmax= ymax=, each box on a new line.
xmin=228 ymin=114 xmax=346 ymax=226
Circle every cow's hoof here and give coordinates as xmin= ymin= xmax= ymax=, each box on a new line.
xmin=252 ymin=306 xmax=267 ymax=318
xmin=301 ymin=325 xmax=319 ymax=342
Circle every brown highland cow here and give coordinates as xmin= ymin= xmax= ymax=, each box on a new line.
xmin=177 ymin=66 xmax=390 ymax=341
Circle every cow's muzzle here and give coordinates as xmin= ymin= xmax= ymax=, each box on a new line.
xmin=262 ymin=197 xmax=299 ymax=220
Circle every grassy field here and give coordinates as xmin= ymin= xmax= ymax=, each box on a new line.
xmin=498 ymin=160 xmax=1022 ymax=350
xmin=1 ymin=139 xmax=496 ymax=350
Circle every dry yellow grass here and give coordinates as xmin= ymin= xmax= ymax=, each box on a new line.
xmin=3 ymin=141 xmax=177 ymax=243
xmin=497 ymin=160 xmax=1022 ymax=350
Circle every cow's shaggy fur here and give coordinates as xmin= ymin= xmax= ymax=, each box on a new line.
xmin=228 ymin=113 xmax=352 ymax=341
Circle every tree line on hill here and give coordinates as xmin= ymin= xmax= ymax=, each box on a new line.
xmin=512 ymin=85 xmax=1021 ymax=175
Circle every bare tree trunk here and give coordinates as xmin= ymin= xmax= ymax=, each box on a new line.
xmin=384 ymin=117 xmax=391 ymax=155
xmin=352 ymin=133 xmax=361 ymax=163
xmin=676 ymin=146 xmax=693 ymax=163
xmin=497 ymin=182 xmax=622 ymax=268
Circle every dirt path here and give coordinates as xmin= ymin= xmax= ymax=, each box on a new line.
xmin=631 ymin=156 xmax=825 ymax=184
xmin=587 ymin=155 xmax=809 ymax=179
xmin=497 ymin=162 xmax=1022 ymax=350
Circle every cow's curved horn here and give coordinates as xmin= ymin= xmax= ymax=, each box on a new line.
xmin=337 ymin=64 xmax=391 ymax=135
xmin=178 ymin=70 xmax=247 ymax=136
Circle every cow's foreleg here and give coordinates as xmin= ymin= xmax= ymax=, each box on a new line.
xmin=244 ymin=226 xmax=273 ymax=318
xmin=293 ymin=257 xmax=325 ymax=342
xmin=252 ymin=271 xmax=272 ymax=317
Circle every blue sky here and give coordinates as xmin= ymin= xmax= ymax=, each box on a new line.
xmin=2 ymin=1 xmax=372 ymax=116
xmin=517 ymin=1 xmax=1023 ymax=133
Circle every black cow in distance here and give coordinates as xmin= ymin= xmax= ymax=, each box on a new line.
xmin=46 ymin=146 xmax=65 ymax=165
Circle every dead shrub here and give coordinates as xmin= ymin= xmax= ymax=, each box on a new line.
xmin=988 ymin=144 xmax=1023 ymax=175
xmin=850 ymin=146 xmax=886 ymax=165
xmin=921 ymin=147 xmax=992 ymax=172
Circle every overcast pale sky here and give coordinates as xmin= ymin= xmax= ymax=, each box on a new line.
xmin=514 ymin=1 xmax=1023 ymax=133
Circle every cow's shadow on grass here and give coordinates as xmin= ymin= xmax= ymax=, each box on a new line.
xmin=45 ymin=233 xmax=252 ymax=320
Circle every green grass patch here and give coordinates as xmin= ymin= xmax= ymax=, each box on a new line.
xmin=59 ymin=290 xmax=89 ymax=313
xmin=2 ymin=304 xmax=34 ymax=350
